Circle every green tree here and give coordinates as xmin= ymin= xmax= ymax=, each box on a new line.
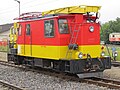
xmin=100 ymin=17 xmax=120 ymax=43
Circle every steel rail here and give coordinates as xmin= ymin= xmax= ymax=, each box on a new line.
xmin=0 ymin=61 xmax=120 ymax=89
xmin=83 ymin=77 xmax=120 ymax=89
xmin=112 ymin=61 xmax=120 ymax=67
xmin=0 ymin=80 xmax=25 ymax=90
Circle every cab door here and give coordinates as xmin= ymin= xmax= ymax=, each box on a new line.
xmin=24 ymin=24 xmax=32 ymax=56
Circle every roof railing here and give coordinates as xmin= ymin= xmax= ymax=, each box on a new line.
xmin=14 ymin=5 xmax=101 ymax=20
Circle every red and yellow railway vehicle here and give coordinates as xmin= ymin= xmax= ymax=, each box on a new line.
xmin=8 ymin=5 xmax=111 ymax=78
xmin=109 ymin=33 xmax=120 ymax=44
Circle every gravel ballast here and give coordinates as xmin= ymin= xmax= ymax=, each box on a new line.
xmin=0 ymin=64 xmax=114 ymax=90
xmin=103 ymin=67 xmax=120 ymax=80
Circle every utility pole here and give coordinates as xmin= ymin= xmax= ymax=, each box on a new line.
xmin=14 ymin=0 xmax=20 ymax=17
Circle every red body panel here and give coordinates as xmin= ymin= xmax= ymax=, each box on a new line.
xmin=78 ymin=23 xmax=100 ymax=45
xmin=17 ymin=14 xmax=100 ymax=46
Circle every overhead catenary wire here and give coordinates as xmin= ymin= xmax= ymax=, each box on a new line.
xmin=0 ymin=0 xmax=38 ymax=12
xmin=0 ymin=0 xmax=60 ymax=15
xmin=0 ymin=0 xmax=62 ymax=24
xmin=21 ymin=0 xmax=60 ymax=11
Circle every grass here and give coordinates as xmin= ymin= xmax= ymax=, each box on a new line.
xmin=104 ymin=45 xmax=120 ymax=61
xmin=0 ymin=46 xmax=8 ymax=52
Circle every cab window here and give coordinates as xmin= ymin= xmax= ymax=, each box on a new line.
xmin=26 ymin=24 xmax=30 ymax=35
xmin=18 ymin=25 xmax=22 ymax=35
xmin=44 ymin=20 xmax=54 ymax=37
xmin=58 ymin=19 xmax=69 ymax=34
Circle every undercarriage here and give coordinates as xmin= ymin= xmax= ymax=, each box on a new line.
xmin=8 ymin=53 xmax=111 ymax=78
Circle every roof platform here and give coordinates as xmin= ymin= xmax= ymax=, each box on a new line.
xmin=14 ymin=5 xmax=101 ymax=20
xmin=42 ymin=5 xmax=101 ymax=16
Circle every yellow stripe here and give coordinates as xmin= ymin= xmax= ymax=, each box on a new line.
xmin=17 ymin=44 xmax=102 ymax=60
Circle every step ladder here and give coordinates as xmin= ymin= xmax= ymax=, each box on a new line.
xmin=65 ymin=24 xmax=81 ymax=59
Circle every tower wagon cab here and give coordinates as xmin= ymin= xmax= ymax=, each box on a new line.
xmin=8 ymin=5 xmax=111 ymax=78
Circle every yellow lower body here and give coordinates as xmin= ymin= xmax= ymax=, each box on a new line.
xmin=17 ymin=44 xmax=102 ymax=60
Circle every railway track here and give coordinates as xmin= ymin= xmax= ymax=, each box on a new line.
xmin=112 ymin=61 xmax=120 ymax=67
xmin=0 ymin=80 xmax=24 ymax=90
xmin=83 ymin=77 xmax=120 ymax=89
xmin=109 ymin=44 xmax=120 ymax=47
xmin=0 ymin=61 xmax=120 ymax=89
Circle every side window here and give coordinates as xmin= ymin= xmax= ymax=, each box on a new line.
xmin=18 ymin=25 xmax=22 ymax=35
xmin=44 ymin=20 xmax=54 ymax=37
xmin=26 ymin=24 xmax=30 ymax=35
xmin=58 ymin=19 xmax=69 ymax=34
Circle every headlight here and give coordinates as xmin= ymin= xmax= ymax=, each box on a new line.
xmin=78 ymin=52 xmax=83 ymax=58
xmin=89 ymin=26 xmax=94 ymax=32
xmin=101 ymin=51 xmax=105 ymax=56
xmin=114 ymin=52 xmax=118 ymax=57
xmin=114 ymin=53 xmax=118 ymax=57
